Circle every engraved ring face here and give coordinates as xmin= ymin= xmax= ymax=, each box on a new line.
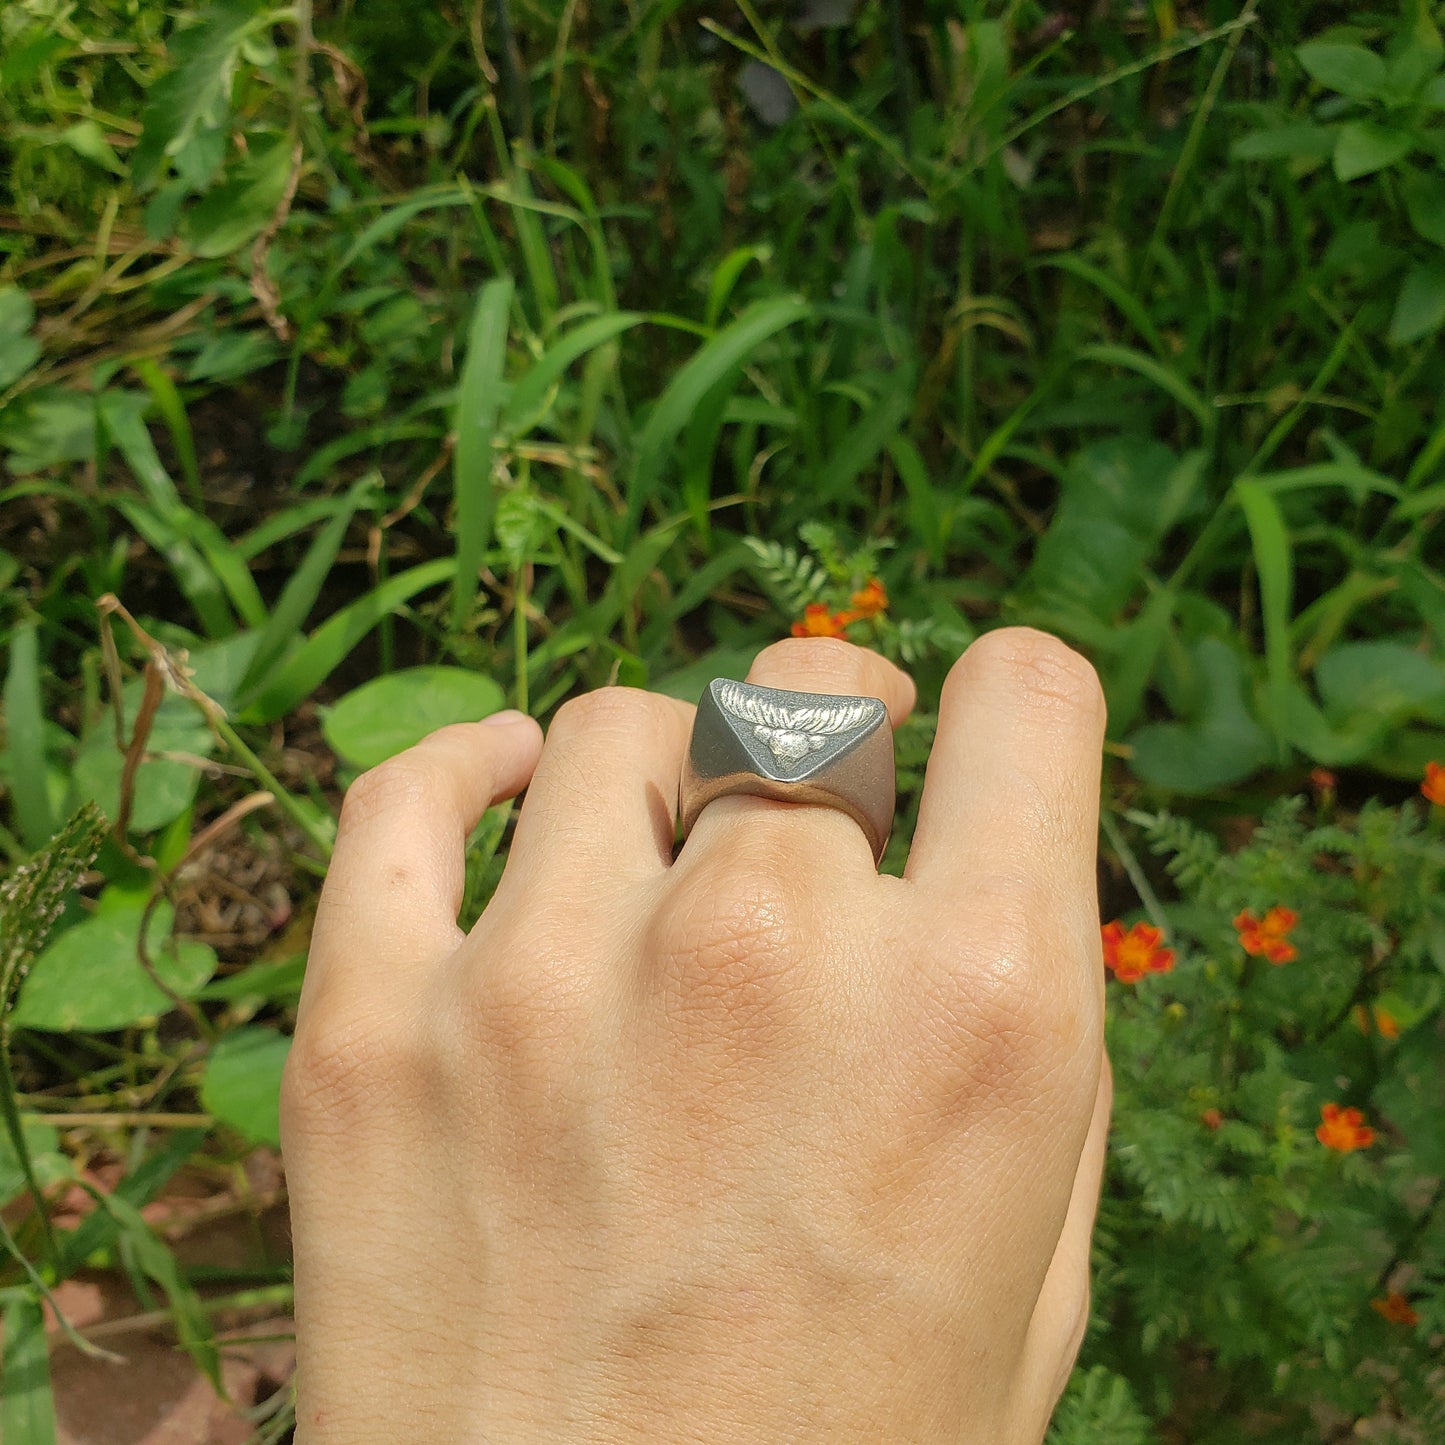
xmin=678 ymin=679 xmax=897 ymax=863
xmin=716 ymin=681 xmax=877 ymax=765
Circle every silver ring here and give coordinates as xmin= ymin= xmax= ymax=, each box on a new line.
xmin=677 ymin=679 xmax=896 ymax=863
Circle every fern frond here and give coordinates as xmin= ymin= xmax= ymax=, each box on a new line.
xmin=740 ymin=536 xmax=829 ymax=616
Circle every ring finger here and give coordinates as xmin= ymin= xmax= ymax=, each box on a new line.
xmin=673 ymin=637 xmax=916 ymax=882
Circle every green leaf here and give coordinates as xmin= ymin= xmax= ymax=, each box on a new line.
xmin=1333 ymin=120 xmax=1412 ymax=181
xmin=1 ymin=1291 xmax=57 ymax=1445
xmin=70 ymin=672 xmax=215 ymax=836
xmin=1316 ymin=640 xmax=1445 ymax=724
xmin=1230 ymin=123 xmax=1337 ymax=163
xmin=3 ymin=623 xmax=55 ymax=850
xmin=202 ymin=1026 xmax=291 ymax=1146
xmin=451 ymin=277 xmax=515 ymax=633
xmin=0 ymin=30 xmax=70 ymax=90
xmin=0 ymin=1117 xmax=67 ymax=1209
xmin=1389 ymin=262 xmax=1445 ymax=345
xmin=322 ymin=667 xmax=508 ymax=769
xmin=132 ymin=1 xmax=277 ymax=190
xmin=178 ymin=132 xmax=293 ymax=257
xmin=1402 ymin=169 xmax=1445 ymax=247
xmin=13 ymin=898 xmax=216 ymax=1033
xmin=0 ymin=289 xmax=41 ymax=390
xmin=0 ymin=388 xmax=100 ymax=475
xmin=194 ymin=953 xmax=304 ymax=1004
xmin=1127 ymin=637 xmax=1273 ymax=792
xmin=59 ymin=120 xmax=126 ymax=176
xmin=1015 ymin=437 xmax=1192 ymax=628
xmin=1281 ymin=679 xmax=1393 ymax=766
xmin=1234 ymin=478 xmax=1294 ymax=761
xmin=1296 ymin=42 xmax=1388 ymax=100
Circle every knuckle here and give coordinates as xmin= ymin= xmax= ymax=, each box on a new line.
xmin=954 ymin=628 xmax=1106 ymax=722
xmin=338 ymin=755 xmax=436 ymax=832
xmin=912 ymin=875 xmax=1096 ymax=1101
xmin=281 ymin=1004 xmax=423 ymax=1128
xmin=549 ymin=685 xmax=677 ymax=743
xmin=463 ymin=915 xmax=592 ymax=1068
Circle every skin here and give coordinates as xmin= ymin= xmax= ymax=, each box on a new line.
xmin=281 ymin=627 xmax=1113 ymax=1443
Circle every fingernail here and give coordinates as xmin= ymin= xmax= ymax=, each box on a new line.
xmin=481 ymin=709 xmax=529 ymax=726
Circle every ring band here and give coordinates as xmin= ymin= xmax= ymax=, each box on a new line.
xmin=677 ymin=679 xmax=897 ymax=863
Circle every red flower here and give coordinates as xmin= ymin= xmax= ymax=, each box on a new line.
xmin=1101 ymin=920 xmax=1175 ymax=984
xmin=791 ymin=603 xmax=852 ymax=639
xmin=1200 ymin=1108 xmax=1224 ymax=1132
xmin=849 ymin=577 xmax=889 ymax=618
xmin=1309 ymin=767 xmax=1336 ymax=792
xmin=1371 ymin=1292 xmax=1419 ymax=1327
xmin=1316 ymin=1103 xmax=1375 ymax=1152
xmin=1422 ymin=761 xmax=1445 ymax=806
xmin=1234 ymin=906 xmax=1299 ymax=964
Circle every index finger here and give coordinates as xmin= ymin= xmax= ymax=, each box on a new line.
xmin=904 ymin=628 xmax=1106 ymax=914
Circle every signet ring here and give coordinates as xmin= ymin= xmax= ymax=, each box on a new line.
xmin=677 ymin=679 xmax=897 ymax=864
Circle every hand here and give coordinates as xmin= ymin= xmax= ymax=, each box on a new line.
xmin=281 ymin=629 xmax=1111 ymax=1444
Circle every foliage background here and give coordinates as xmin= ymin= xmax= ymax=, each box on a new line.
xmin=1 ymin=0 xmax=1444 ymax=1440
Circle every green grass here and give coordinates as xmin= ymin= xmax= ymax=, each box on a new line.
xmin=2 ymin=1 xmax=1445 ymax=1440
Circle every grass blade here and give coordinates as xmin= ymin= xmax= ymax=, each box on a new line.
xmin=1033 ymin=254 xmax=1166 ymax=357
xmin=132 ymin=358 xmax=202 ymax=503
xmin=95 ymin=1190 xmax=222 ymax=1392
xmin=0 ymin=1290 xmax=57 ymax=1445
xmin=451 ymin=277 xmax=515 ymax=634
xmin=1235 ymin=478 xmax=1294 ymax=763
xmin=3 ymin=621 xmax=54 ymax=849
xmin=237 ymin=471 xmax=379 ymax=702
xmin=626 ymin=296 xmax=812 ymax=538
xmin=816 ymin=369 xmax=914 ymax=505
xmin=1078 ymin=343 xmax=1215 ymax=436
xmin=243 ymin=559 xmax=455 ymax=724
xmin=57 ymin=1127 xmax=207 ymax=1276
xmin=501 ymin=311 xmax=646 ymax=434
xmin=103 ymin=397 xmax=267 ymax=632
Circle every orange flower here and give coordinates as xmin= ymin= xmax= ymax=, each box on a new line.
xmin=1375 ymin=1007 xmax=1400 ymax=1039
xmin=1101 ymin=920 xmax=1175 ymax=984
xmin=1234 ymin=906 xmax=1299 ymax=964
xmin=1310 ymin=767 xmax=1336 ymax=791
xmin=791 ymin=603 xmax=852 ymax=639
xmin=1200 ymin=1108 xmax=1224 ymax=1132
xmin=1316 ymin=1102 xmax=1376 ymax=1152
xmin=1422 ymin=761 xmax=1445 ymax=806
xmin=849 ymin=577 xmax=889 ymax=618
xmin=1371 ymin=1292 xmax=1419 ymax=1327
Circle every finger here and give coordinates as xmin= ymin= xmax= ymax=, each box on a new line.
xmin=1019 ymin=1051 xmax=1113 ymax=1415
xmin=905 ymin=628 xmax=1106 ymax=914
xmin=500 ymin=687 xmax=696 ymax=890
xmin=305 ymin=714 xmax=544 ymax=998
xmin=676 ymin=637 xmax=916 ymax=878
